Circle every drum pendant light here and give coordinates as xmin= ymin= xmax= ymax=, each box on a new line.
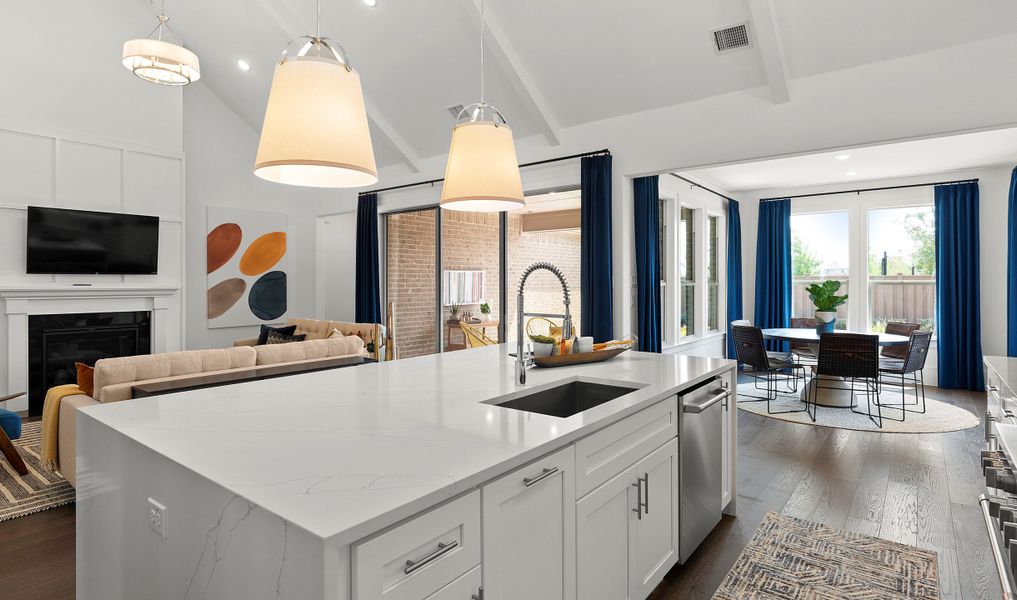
xmin=254 ymin=0 xmax=378 ymax=188
xmin=440 ymin=0 xmax=524 ymax=212
xmin=122 ymin=0 xmax=200 ymax=86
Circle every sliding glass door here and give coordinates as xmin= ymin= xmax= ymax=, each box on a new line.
xmin=440 ymin=210 xmax=502 ymax=351
xmin=386 ymin=208 xmax=438 ymax=358
xmin=384 ymin=187 xmax=583 ymax=357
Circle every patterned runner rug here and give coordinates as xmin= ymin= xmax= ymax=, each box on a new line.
xmin=0 ymin=420 xmax=75 ymax=522
xmin=714 ymin=512 xmax=940 ymax=599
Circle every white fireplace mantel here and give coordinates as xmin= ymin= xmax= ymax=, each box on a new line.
xmin=1 ymin=284 xmax=182 ymax=413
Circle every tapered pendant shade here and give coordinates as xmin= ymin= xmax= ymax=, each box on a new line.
xmin=254 ymin=56 xmax=378 ymax=188
xmin=440 ymin=121 xmax=524 ymax=212
xmin=122 ymin=38 xmax=200 ymax=86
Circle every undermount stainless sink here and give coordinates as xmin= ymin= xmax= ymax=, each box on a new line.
xmin=486 ymin=379 xmax=641 ymax=418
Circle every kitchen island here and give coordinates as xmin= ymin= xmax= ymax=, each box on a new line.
xmin=76 ymin=345 xmax=737 ymax=600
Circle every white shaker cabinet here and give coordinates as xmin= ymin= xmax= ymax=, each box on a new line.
xmin=576 ymin=439 xmax=679 ymax=600
xmin=480 ymin=445 xmax=576 ymax=600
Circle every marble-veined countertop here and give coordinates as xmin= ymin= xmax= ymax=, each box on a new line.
xmin=79 ymin=345 xmax=734 ymax=546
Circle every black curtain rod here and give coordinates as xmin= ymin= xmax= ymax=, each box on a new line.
xmin=668 ymin=173 xmax=730 ymax=201
xmin=358 ymin=148 xmax=611 ymax=197
xmin=760 ymin=178 xmax=979 ymax=202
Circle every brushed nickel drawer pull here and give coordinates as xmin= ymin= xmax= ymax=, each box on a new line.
xmin=523 ymin=466 xmax=559 ymax=487
xmin=404 ymin=540 xmax=459 ymax=574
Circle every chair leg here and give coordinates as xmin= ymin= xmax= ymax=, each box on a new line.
xmin=0 ymin=427 xmax=28 ymax=476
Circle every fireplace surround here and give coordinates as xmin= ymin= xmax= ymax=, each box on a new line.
xmin=28 ymin=312 xmax=151 ymax=415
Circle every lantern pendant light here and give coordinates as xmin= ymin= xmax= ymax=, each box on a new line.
xmin=122 ymin=0 xmax=200 ymax=86
xmin=254 ymin=0 xmax=378 ymax=188
xmin=440 ymin=0 xmax=524 ymax=212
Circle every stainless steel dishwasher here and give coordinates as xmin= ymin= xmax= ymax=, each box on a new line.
xmin=678 ymin=376 xmax=728 ymax=563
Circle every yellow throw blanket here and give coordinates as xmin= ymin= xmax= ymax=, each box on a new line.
xmin=40 ymin=384 xmax=83 ymax=472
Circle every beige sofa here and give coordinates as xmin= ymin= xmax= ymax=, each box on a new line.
xmin=56 ymin=335 xmax=366 ymax=487
xmin=234 ymin=318 xmax=386 ymax=360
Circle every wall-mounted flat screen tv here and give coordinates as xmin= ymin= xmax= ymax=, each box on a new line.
xmin=27 ymin=206 xmax=159 ymax=275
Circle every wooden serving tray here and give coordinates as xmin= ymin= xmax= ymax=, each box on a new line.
xmin=532 ymin=347 xmax=628 ymax=368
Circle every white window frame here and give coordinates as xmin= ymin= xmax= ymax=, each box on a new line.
xmin=790 ymin=188 xmax=936 ymax=337
xmin=659 ymin=181 xmax=728 ymax=350
xmin=705 ymin=211 xmax=724 ymax=333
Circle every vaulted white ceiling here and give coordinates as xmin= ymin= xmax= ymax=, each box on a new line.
xmin=145 ymin=0 xmax=1017 ymax=172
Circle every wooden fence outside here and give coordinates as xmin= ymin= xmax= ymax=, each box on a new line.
xmin=792 ymin=275 xmax=935 ymax=327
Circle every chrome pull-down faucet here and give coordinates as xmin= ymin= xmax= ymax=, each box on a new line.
xmin=515 ymin=262 xmax=573 ymax=385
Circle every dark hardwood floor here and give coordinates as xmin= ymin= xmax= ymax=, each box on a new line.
xmin=0 ymin=387 xmax=995 ymax=600
xmin=650 ymin=386 xmax=996 ymax=600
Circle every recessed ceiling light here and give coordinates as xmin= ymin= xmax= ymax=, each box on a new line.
xmin=237 ymin=59 xmax=251 ymax=72
xmin=363 ymin=0 xmax=377 ymax=6
xmin=845 ymin=171 xmax=859 ymax=177
xmin=835 ymin=154 xmax=851 ymax=161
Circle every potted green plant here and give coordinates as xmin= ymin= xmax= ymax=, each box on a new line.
xmin=479 ymin=301 xmax=491 ymax=321
xmin=448 ymin=301 xmax=461 ymax=323
xmin=805 ymin=280 xmax=848 ymax=333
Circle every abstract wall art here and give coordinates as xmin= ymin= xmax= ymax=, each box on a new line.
xmin=206 ymin=207 xmax=288 ymax=328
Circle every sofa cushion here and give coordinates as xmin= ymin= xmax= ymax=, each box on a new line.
xmin=96 ymin=367 xmax=257 ymax=404
xmin=93 ymin=347 xmax=257 ymax=403
xmin=254 ymin=336 xmax=366 ymax=366
xmin=258 ymin=324 xmax=297 ymax=345
xmin=287 ymin=318 xmax=334 ymax=341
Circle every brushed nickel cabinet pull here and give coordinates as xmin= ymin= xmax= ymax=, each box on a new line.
xmin=523 ymin=466 xmax=559 ymax=487
xmin=404 ymin=540 xmax=459 ymax=574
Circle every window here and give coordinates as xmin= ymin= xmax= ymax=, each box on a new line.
xmin=659 ymin=198 xmax=667 ymax=337
xmin=505 ymin=189 xmax=582 ymax=344
xmin=790 ymin=212 xmax=850 ymax=329
xmin=867 ymin=206 xmax=935 ymax=332
xmin=679 ymin=207 xmax=695 ymax=337
xmin=707 ymin=215 xmax=719 ymax=332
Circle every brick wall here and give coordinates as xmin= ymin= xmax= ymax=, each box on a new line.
xmin=386 ymin=210 xmax=437 ymax=358
xmin=505 ymin=214 xmax=582 ymax=343
xmin=386 ymin=209 xmax=582 ymax=358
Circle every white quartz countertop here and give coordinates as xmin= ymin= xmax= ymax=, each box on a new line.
xmin=80 ymin=345 xmax=734 ymax=545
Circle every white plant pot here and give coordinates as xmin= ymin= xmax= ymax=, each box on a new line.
xmin=532 ymin=342 xmax=554 ymax=357
xmin=815 ymin=311 xmax=837 ymax=333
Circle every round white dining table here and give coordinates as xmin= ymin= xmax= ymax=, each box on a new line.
xmin=759 ymin=328 xmax=910 ymax=408
xmin=760 ymin=328 xmax=909 ymax=347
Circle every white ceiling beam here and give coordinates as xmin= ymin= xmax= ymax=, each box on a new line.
xmin=254 ymin=0 xmax=422 ymax=173
xmin=456 ymin=0 xmax=562 ymax=146
xmin=748 ymin=0 xmax=791 ymax=104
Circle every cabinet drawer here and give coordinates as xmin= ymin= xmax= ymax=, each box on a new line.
xmin=574 ymin=396 xmax=678 ymax=498
xmin=424 ymin=565 xmax=481 ymax=600
xmin=353 ymin=491 xmax=481 ymax=600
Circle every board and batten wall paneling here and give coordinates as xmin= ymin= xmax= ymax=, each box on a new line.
xmin=0 ymin=126 xmax=186 ymax=404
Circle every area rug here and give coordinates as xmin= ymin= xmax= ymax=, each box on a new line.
xmin=713 ymin=512 xmax=939 ymax=599
xmin=736 ymin=382 xmax=978 ymax=434
xmin=0 ymin=420 xmax=75 ymax=522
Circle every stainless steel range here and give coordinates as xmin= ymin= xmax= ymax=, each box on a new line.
xmin=980 ymin=356 xmax=1017 ymax=600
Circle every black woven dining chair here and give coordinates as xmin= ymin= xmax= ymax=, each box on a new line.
xmin=877 ymin=329 xmax=932 ymax=419
xmin=881 ymin=321 xmax=920 ymax=361
xmin=731 ymin=324 xmax=809 ymax=416
xmin=811 ymin=333 xmax=881 ymax=427
xmin=789 ymin=317 xmax=818 ymax=365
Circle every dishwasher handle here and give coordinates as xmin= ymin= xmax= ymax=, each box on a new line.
xmin=683 ymin=389 xmax=728 ymax=414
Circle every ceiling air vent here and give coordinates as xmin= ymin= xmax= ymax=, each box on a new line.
xmin=712 ymin=24 xmax=751 ymax=54
xmin=446 ymin=103 xmax=466 ymax=119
